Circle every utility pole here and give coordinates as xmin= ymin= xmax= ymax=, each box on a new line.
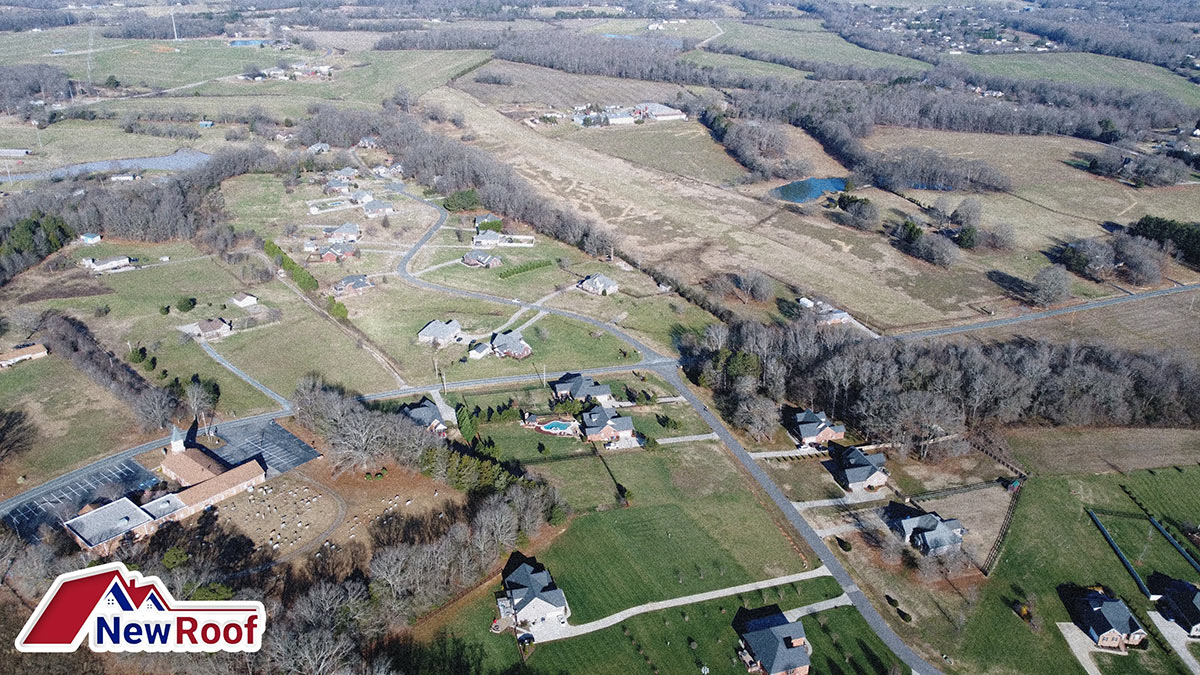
xmin=440 ymin=371 xmax=447 ymax=394
xmin=86 ymin=25 xmax=94 ymax=88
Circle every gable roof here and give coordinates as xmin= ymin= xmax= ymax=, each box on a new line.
xmin=792 ymin=408 xmax=844 ymax=439
xmin=335 ymin=274 xmax=373 ymax=292
xmin=740 ymin=612 xmax=810 ymax=674
xmin=582 ymin=274 xmax=618 ymax=291
xmin=404 ymin=398 xmax=444 ymax=429
xmin=504 ymin=561 xmax=567 ymax=615
xmin=362 ymin=199 xmax=392 ymax=212
xmin=840 ymin=447 xmax=886 ymax=484
xmin=553 ymin=373 xmax=612 ymax=400
xmin=418 ymin=319 xmax=462 ymax=341
xmin=197 ymin=318 xmax=231 ymax=334
xmin=492 ymin=331 xmax=530 ymax=355
xmin=1074 ymin=591 xmax=1145 ymax=641
xmin=160 ymin=448 xmax=226 ymax=486
xmin=474 ymin=213 xmax=501 ymax=226
xmin=463 ymin=249 xmax=500 ymax=265
xmin=326 ymin=222 xmax=359 ymax=237
xmin=1165 ymin=580 xmax=1200 ymax=627
xmin=175 ymin=459 xmax=264 ymax=507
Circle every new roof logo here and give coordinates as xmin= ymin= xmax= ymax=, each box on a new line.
xmin=15 ymin=562 xmax=265 ymax=653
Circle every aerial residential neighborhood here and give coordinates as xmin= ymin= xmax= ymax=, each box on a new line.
xmin=0 ymin=2 xmax=1197 ymax=674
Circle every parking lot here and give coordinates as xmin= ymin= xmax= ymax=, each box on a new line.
xmin=2 ymin=458 xmax=157 ymax=540
xmin=211 ymin=420 xmax=321 ymax=476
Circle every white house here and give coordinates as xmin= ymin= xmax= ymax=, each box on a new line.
xmin=417 ymin=319 xmax=462 ymax=347
xmin=230 ymin=292 xmax=258 ymax=308
xmin=81 ymin=256 xmax=132 ymax=273
xmin=580 ymin=274 xmax=619 ymax=296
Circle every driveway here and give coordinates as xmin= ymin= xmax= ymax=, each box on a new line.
xmin=1148 ymin=611 xmax=1200 ymax=674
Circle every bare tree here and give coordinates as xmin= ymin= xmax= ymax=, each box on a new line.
xmin=1031 ymin=265 xmax=1072 ymax=306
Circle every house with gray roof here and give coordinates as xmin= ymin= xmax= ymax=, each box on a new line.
xmin=500 ymin=558 xmax=570 ymax=630
xmin=890 ymin=509 xmax=966 ymax=557
xmin=581 ymin=406 xmax=636 ymax=446
xmin=324 ymin=222 xmax=359 ymax=243
xmin=492 ymin=331 xmax=532 ymax=359
xmin=333 ymin=166 xmax=358 ymax=179
xmin=474 ymin=213 xmax=502 ymax=228
xmin=473 ymin=229 xmax=502 ymax=249
xmin=306 ymin=142 xmax=329 ymax=155
xmin=325 ymin=178 xmax=351 ymax=194
xmin=789 ymin=409 xmax=845 ymax=446
xmin=417 ymin=319 xmax=462 ymax=347
xmin=833 ymin=447 xmax=888 ymax=492
xmin=1161 ymin=579 xmax=1200 ymax=637
xmin=362 ymin=200 xmax=394 ymax=218
xmin=579 ymin=274 xmax=619 ymax=296
xmin=736 ymin=609 xmax=811 ymax=675
xmin=552 ymin=373 xmax=614 ymax=406
xmin=1071 ymin=590 xmax=1147 ymax=649
xmin=403 ymin=398 xmax=447 ymax=437
xmin=350 ymin=189 xmax=374 ymax=204
xmin=462 ymin=249 xmax=502 ymax=268
xmin=333 ymin=274 xmax=374 ymax=296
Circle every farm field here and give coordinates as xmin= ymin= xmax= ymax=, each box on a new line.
xmin=954 ymin=290 xmax=1200 ymax=363
xmin=0 ymin=119 xmax=234 ymax=174
xmin=953 ymin=52 xmax=1200 ymax=108
xmin=1098 ymin=513 xmax=1200 ymax=589
xmin=430 ymin=85 xmax=1026 ymax=331
xmin=709 ymin=21 xmax=929 ymax=70
xmin=5 ymin=243 xmax=275 ymax=415
xmin=454 ymin=60 xmax=697 ymax=108
xmin=96 ymin=92 xmax=340 ymax=120
xmin=0 ymin=355 xmax=145 ymax=494
xmin=583 ymin=17 xmax=722 ymax=40
xmin=569 ymin=121 xmax=747 ymax=184
xmin=680 ymin=49 xmax=811 ymax=80
xmin=1007 ymin=427 xmax=1200 ymax=476
xmin=213 ymin=281 xmax=398 ymax=398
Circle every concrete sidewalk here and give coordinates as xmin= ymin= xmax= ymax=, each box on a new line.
xmin=783 ymin=593 xmax=854 ymax=621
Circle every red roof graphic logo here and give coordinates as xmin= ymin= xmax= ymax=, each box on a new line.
xmin=16 ymin=562 xmax=265 ymax=653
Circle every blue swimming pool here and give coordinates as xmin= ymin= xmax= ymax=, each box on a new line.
xmin=541 ymin=421 xmax=574 ymax=432
xmin=772 ymin=177 xmax=847 ymax=203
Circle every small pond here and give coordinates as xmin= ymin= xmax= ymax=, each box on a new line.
xmin=772 ymin=177 xmax=847 ymax=203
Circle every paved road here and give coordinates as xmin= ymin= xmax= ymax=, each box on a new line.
xmin=650 ymin=366 xmax=945 ymax=675
xmin=198 ymin=340 xmax=293 ymax=410
xmin=542 ymin=567 xmax=833 ymax=641
xmin=895 ymin=283 xmax=1200 ymax=341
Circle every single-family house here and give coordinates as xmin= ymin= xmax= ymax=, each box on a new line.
xmin=403 ymin=398 xmax=448 ymax=436
xmin=317 ymin=243 xmax=356 ymax=263
xmin=357 ymin=136 xmax=379 ymax=149
xmin=492 ymin=331 xmax=532 ymax=360
xmin=736 ymin=609 xmax=811 ymax=675
xmin=109 ymin=174 xmax=140 ymax=182
xmin=468 ymin=343 xmax=491 ymax=360
xmin=1160 ymin=579 xmax=1200 ymax=637
xmin=552 ymin=373 xmax=614 ymax=406
xmin=499 ymin=558 xmax=570 ymax=630
xmin=361 ymin=200 xmax=394 ymax=218
xmin=333 ymin=274 xmax=374 ymax=297
xmin=474 ymin=213 xmax=502 ymax=229
xmin=417 ymin=319 xmax=462 ymax=347
xmin=350 ymin=189 xmax=374 ymax=205
xmin=80 ymin=233 xmax=102 ymax=245
xmin=333 ymin=167 xmax=358 ymax=179
xmin=81 ymin=255 xmax=132 ymax=273
xmin=0 ymin=343 xmax=48 ymax=368
xmin=306 ymin=143 xmax=330 ymax=155
xmin=325 ymin=178 xmax=352 ymax=194
xmin=372 ymin=165 xmax=390 ymax=177
xmin=303 ymin=238 xmax=319 ymax=253
xmin=789 ymin=409 xmax=845 ymax=446
xmin=324 ymin=222 xmax=360 ymax=243
xmin=581 ymin=406 xmax=636 ymax=445
xmin=1071 ymin=590 xmax=1147 ymax=650
xmin=472 ymin=229 xmax=502 ymax=249
xmin=462 ymin=250 xmax=502 ymax=268
xmin=890 ymin=508 xmax=966 ymax=556
xmin=230 ymin=292 xmax=258 ymax=308
xmin=579 ymin=274 xmax=619 ymax=296
xmin=196 ymin=318 xmax=233 ymax=340
xmin=833 ymin=447 xmax=888 ymax=492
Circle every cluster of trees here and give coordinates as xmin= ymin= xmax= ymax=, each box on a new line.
xmin=119 ymin=116 xmax=201 ymax=140
xmin=0 ymin=64 xmax=70 ymax=115
xmin=685 ymin=319 xmax=1200 ymax=458
xmin=705 ymin=268 xmax=775 ymax=304
xmin=39 ymin=313 xmax=176 ymax=430
xmin=375 ymin=28 xmax=513 ymax=50
xmin=100 ymin=11 xmax=229 ymax=39
xmin=836 ymin=193 xmax=880 ymax=230
xmin=1062 ymin=233 xmax=1171 ymax=286
xmin=696 ymin=108 xmax=809 ymax=180
xmin=895 ymin=221 xmax=959 ymax=268
xmin=0 ymin=8 xmax=77 ymax=32
xmin=263 ymin=239 xmax=318 ymax=291
xmin=0 ymin=210 xmax=73 ymax=286
xmin=1001 ymin=8 xmax=1199 ymax=71
xmin=1131 ymin=215 xmax=1200 ymax=266
xmin=1085 ymin=147 xmax=1191 ymax=187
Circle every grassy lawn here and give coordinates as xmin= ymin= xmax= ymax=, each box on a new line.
xmin=953 ymin=52 xmax=1200 ymax=108
xmin=681 ymin=50 xmax=811 ymax=80
xmin=710 ymin=21 xmax=928 ymax=71
xmin=583 ymin=17 xmax=722 ymax=41
xmin=569 ymin=121 xmax=747 ymax=184
xmin=1099 ymin=513 xmax=1200 ymax=588
xmin=213 ymin=281 xmax=397 ymax=398
xmin=761 ymin=458 xmax=846 ymax=502
xmin=454 ymin=60 xmax=694 ymax=108
xmin=417 ymin=240 xmax=587 ymax=303
xmin=0 ymin=355 xmax=144 ymax=492
xmin=0 ymin=118 xmax=233 ymax=173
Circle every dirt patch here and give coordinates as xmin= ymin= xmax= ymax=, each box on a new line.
xmin=216 ymin=473 xmax=340 ymax=555
xmin=1006 ymin=427 xmax=1200 ymax=475
xmin=915 ymin=484 xmax=1014 ymax=563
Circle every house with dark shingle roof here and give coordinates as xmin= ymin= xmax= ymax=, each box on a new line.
xmin=403 ymin=398 xmax=447 ymax=437
xmin=1071 ymin=590 xmax=1147 ymax=649
xmin=833 ymin=447 xmax=888 ymax=492
xmin=736 ymin=609 xmax=811 ymax=675
xmin=551 ymin=373 xmax=614 ymax=406
xmin=789 ymin=409 xmax=845 ymax=446
xmin=462 ymin=249 xmax=502 ymax=268
xmin=581 ymin=406 xmax=636 ymax=445
xmin=889 ymin=506 xmax=966 ymax=557
xmin=492 ymin=331 xmax=532 ymax=359
xmin=499 ymin=558 xmax=570 ymax=629
xmin=1161 ymin=579 xmax=1200 ymax=637
xmin=333 ymin=274 xmax=374 ymax=297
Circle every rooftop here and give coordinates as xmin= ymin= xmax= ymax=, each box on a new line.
xmin=64 ymin=498 xmax=153 ymax=548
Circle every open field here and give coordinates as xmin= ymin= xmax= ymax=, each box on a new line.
xmin=569 ymin=121 xmax=747 ymax=184
xmin=1 ymin=242 xmax=275 ymax=415
xmin=886 ymin=452 xmax=1013 ymax=496
xmin=0 ymin=355 xmax=146 ymax=496
xmin=680 ymin=49 xmax=811 ymax=80
xmin=431 ymin=85 xmax=1030 ymax=331
xmin=1099 ymin=513 xmax=1200 ymax=589
xmin=582 ymin=17 xmax=722 ymax=41
xmin=709 ymin=21 xmax=929 ymax=70
xmin=1007 ymin=427 xmax=1200 ymax=476
xmin=454 ymin=60 xmax=696 ymax=108
xmin=751 ymin=18 xmax=827 ymax=32
xmin=0 ymin=119 xmax=235 ymax=174
xmin=953 ymin=289 xmax=1200 ymax=362
xmin=953 ymin=52 xmax=1200 ymax=108
xmin=213 ymin=280 xmax=398 ymax=397
xmin=95 ymin=92 xmax=345 ymax=120
xmin=192 ymin=49 xmax=490 ymax=101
